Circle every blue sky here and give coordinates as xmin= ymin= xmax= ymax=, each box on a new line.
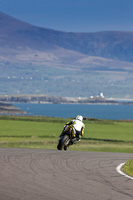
xmin=0 ymin=0 xmax=133 ymax=32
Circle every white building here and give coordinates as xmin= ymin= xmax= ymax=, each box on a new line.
xmin=100 ymin=93 xmax=104 ymax=98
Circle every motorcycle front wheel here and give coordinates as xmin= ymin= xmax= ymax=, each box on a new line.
xmin=57 ymin=135 xmax=69 ymax=150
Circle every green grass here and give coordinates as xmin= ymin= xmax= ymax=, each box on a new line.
xmin=0 ymin=115 xmax=133 ymax=152
xmin=122 ymin=160 xmax=133 ymax=177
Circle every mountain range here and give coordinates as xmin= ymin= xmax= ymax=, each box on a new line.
xmin=0 ymin=11 xmax=133 ymax=98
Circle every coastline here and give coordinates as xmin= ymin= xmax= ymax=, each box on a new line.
xmin=0 ymin=102 xmax=26 ymax=114
xmin=0 ymin=95 xmax=133 ymax=115
xmin=0 ymin=94 xmax=133 ymax=105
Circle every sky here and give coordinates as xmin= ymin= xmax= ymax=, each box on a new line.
xmin=0 ymin=0 xmax=133 ymax=32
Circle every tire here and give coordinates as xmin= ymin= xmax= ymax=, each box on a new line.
xmin=57 ymin=135 xmax=69 ymax=150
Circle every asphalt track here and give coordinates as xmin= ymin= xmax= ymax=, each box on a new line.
xmin=0 ymin=148 xmax=133 ymax=200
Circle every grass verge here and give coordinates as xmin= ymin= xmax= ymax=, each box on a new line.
xmin=122 ymin=160 xmax=133 ymax=177
xmin=0 ymin=115 xmax=133 ymax=152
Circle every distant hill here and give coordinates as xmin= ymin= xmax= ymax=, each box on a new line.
xmin=0 ymin=11 xmax=133 ymax=98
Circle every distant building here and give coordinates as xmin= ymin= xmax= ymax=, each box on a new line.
xmin=89 ymin=93 xmax=105 ymax=99
xmin=100 ymin=93 xmax=104 ymax=98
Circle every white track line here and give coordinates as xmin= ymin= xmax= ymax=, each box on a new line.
xmin=116 ymin=162 xmax=133 ymax=180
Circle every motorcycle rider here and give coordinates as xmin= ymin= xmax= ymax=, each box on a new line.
xmin=63 ymin=115 xmax=85 ymax=144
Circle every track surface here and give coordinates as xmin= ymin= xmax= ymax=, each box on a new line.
xmin=0 ymin=148 xmax=133 ymax=200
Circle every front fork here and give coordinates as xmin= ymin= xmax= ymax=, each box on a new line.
xmin=62 ymin=125 xmax=76 ymax=138
xmin=60 ymin=125 xmax=76 ymax=149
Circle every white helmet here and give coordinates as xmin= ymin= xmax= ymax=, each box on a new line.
xmin=76 ymin=115 xmax=83 ymax=122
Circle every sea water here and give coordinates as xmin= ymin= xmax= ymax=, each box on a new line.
xmin=13 ymin=103 xmax=133 ymax=120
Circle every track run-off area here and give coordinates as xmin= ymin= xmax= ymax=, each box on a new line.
xmin=0 ymin=148 xmax=133 ymax=200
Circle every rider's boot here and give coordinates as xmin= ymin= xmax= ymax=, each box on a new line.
xmin=64 ymin=146 xmax=68 ymax=151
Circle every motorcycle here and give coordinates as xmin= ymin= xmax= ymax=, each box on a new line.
xmin=57 ymin=125 xmax=80 ymax=151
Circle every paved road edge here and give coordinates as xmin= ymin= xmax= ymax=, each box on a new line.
xmin=116 ymin=162 xmax=133 ymax=180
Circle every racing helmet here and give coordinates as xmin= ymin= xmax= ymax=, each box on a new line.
xmin=76 ymin=115 xmax=83 ymax=122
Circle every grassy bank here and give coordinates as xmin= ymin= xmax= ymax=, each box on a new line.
xmin=0 ymin=115 xmax=133 ymax=152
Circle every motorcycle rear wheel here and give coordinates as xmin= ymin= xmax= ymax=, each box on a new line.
xmin=57 ymin=135 xmax=69 ymax=150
